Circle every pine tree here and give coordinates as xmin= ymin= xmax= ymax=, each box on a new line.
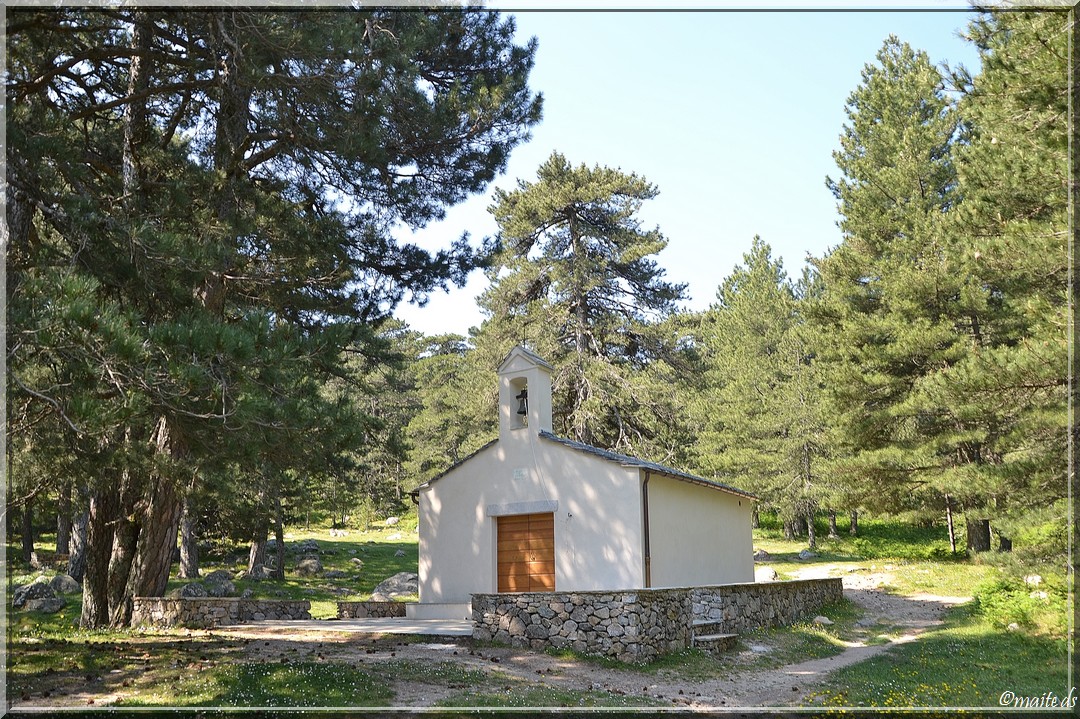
xmin=812 ymin=17 xmax=1069 ymax=556
xmin=917 ymin=9 xmax=1070 ymax=556
xmin=692 ymin=238 xmax=828 ymax=545
xmin=478 ymin=152 xmax=690 ymax=460
xmin=405 ymin=334 xmax=498 ymax=480
xmin=7 ymin=8 xmax=541 ymax=625
xmin=810 ymin=36 xmax=967 ymax=529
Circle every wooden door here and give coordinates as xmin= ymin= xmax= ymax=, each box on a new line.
xmin=496 ymin=513 xmax=555 ymax=593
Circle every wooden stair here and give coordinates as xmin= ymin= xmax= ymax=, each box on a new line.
xmin=691 ymin=619 xmax=738 ymax=654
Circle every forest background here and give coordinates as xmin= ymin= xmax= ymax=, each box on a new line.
xmin=5 ymin=4 xmax=1071 ymax=629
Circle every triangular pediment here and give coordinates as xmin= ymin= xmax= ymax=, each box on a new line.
xmin=497 ymin=345 xmax=554 ymax=375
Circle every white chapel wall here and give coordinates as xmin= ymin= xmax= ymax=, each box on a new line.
xmin=418 ymin=433 xmax=645 ymax=604
xmin=645 ymin=475 xmax=754 ymax=588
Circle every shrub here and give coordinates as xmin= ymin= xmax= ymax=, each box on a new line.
xmin=971 ymin=573 xmax=1068 ymax=637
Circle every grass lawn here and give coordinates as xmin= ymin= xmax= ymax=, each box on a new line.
xmin=805 ymin=603 xmax=1072 ymax=709
xmin=161 ymin=522 xmax=421 ymax=617
xmin=117 ymin=662 xmax=395 ymax=707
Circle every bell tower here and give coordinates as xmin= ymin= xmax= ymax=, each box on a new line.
xmin=496 ymin=345 xmax=553 ymax=442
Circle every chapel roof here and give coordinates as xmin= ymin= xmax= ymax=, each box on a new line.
xmin=411 ymin=431 xmax=756 ymax=502
xmin=538 ymin=430 xmax=757 ymax=500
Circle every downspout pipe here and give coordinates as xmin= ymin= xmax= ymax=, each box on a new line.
xmin=642 ymin=471 xmax=652 ymax=589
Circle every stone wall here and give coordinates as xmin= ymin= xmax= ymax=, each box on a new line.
xmin=336 ymin=601 xmax=407 ymax=619
xmin=691 ymin=578 xmax=844 ymax=634
xmin=471 ymin=578 xmax=843 ymax=663
xmin=472 ymin=589 xmax=691 ymax=664
xmin=132 ymin=598 xmax=311 ymax=629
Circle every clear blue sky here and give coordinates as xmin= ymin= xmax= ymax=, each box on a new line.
xmin=394 ymin=8 xmax=982 ymax=337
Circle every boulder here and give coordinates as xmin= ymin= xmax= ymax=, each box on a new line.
xmin=24 ymin=597 xmax=65 ymax=614
xmin=324 ymin=569 xmax=346 ymax=579
xmin=203 ymin=569 xmax=234 ymax=584
xmin=167 ymin=582 xmax=208 ymax=599
xmin=812 ymin=615 xmax=834 ymax=626
xmin=385 ymin=516 xmax=400 ymax=527
xmin=14 ymin=580 xmax=57 ymax=609
xmin=797 ymin=549 xmax=818 ymax=560
xmin=240 ymin=588 xmax=254 ymax=599
xmin=1023 ymin=574 xmax=1042 ymax=587
xmin=387 ymin=533 xmax=403 ymax=541
xmin=349 ymin=558 xmax=365 ymax=567
xmin=296 ymin=557 xmax=324 ymax=577
xmin=49 ymin=574 xmax=81 ymax=594
xmin=753 ymin=549 xmax=770 ymax=562
xmin=371 ymin=572 xmax=418 ymax=601
xmin=241 ymin=564 xmax=270 ymax=581
xmin=294 ymin=539 xmax=320 ymax=554
xmin=394 ymin=549 xmax=406 ymax=558
xmin=754 ymin=567 xmax=779 ymax=583
xmin=205 ymin=579 xmax=236 ymax=597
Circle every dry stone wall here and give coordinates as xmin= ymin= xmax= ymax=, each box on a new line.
xmin=472 ymin=589 xmax=691 ymax=664
xmin=336 ymin=601 xmax=407 ymax=619
xmin=471 ymin=578 xmax=842 ymax=663
xmin=691 ymin=578 xmax=843 ymax=633
xmin=132 ymin=598 xmax=311 ymax=629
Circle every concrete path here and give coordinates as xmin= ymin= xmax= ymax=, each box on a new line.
xmin=212 ymin=617 xmax=473 ymax=637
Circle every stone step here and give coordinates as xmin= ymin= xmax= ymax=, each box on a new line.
xmin=691 ymin=632 xmax=739 ymax=653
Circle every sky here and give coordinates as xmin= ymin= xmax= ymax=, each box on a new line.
xmin=393 ymin=7 xmax=983 ymax=338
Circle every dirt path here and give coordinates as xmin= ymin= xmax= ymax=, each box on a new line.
xmin=10 ymin=569 xmax=970 ymax=710
xmin=715 ymin=566 xmax=970 ymax=707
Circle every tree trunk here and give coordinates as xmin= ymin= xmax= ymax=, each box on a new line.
xmin=945 ymin=494 xmax=956 ymax=553
xmin=105 ymin=417 xmax=186 ymax=628
xmin=248 ymin=532 xmax=268 ymax=574
xmin=119 ymin=471 xmax=183 ymax=625
xmin=101 ymin=7 xmax=149 ymax=630
xmin=996 ymin=530 xmax=1012 ymax=552
xmin=21 ymin=497 xmax=38 ymax=568
xmin=849 ymin=509 xmax=859 ymax=536
xmin=793 ymin=515 xmax=806 ymax=537
xmin=81 ymin=486 xmax=119 ymax=628
xmin=827 ymin=509 xmax=839 ymax=539
xmin=179 ymin=493 xmax=200 ymax=579
xmin=68 ymin=510 xmax=89 ymax=582
xmin=751 ymin=507 xmax=759 ymax=529
xmin=965 ymin=517 xmax=991 ymax=553
xmin=806 ymin=510 xmax=817 ymax=550
xmin=106 ymin=493 xmax=139 ymax=628
xmin=271 ymin=490 xmax=286 ymax=580
xmin=56 ymin=483 xmax=72 ymax=556
xmin=783 ymin=518 xmax=795 ymax=541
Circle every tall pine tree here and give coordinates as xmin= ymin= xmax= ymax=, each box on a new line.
xmin=7 ymin=8 xmax=541 ymax=625
xmin=477 ymin=152 xmax=690 ymax=461
xmin=692 ymin=238 xmax=828 ymax=545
